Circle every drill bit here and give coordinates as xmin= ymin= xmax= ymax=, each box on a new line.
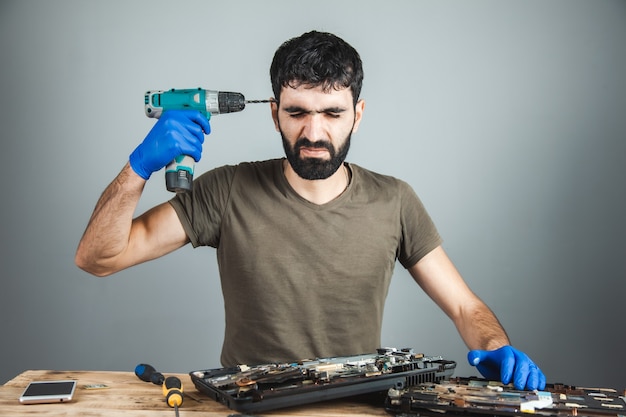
xmin=245 ymin=99 xmax=273 ymax=104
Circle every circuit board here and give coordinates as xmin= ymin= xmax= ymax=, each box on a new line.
xmin=386 ymin=377 xmax=626 ymax=417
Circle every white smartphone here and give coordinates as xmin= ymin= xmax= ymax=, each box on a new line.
xmin=19 ymin=380 xmax=77 ymax=404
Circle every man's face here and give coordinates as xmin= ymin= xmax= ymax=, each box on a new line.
xmin=271 ymin=84 xmax=364 ymax=180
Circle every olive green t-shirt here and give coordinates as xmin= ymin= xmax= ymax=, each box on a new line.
xmin=170 ymin=159 xmax=441 ymax=366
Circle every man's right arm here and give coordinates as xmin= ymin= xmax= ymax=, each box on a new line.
xmin=75 ymin=110 xmax=211 ymax=276
xmin=75 ymin=163 xmax=189 ymax=276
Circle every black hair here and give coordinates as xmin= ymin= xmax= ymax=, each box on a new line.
xmin=270 ymin=31 xmax=364 ymax=106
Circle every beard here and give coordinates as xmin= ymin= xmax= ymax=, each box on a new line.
xmin=281 ymin=131 xmax=352 ymax=180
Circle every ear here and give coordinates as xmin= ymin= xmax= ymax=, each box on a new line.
xmin=352 ymin=99 xmax=365 ymax=133
xmin=270 ymin=98 xmax=280 ymax=132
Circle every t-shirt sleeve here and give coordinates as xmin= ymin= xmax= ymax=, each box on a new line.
xmin=168 ymin=164 xmax=237 ymax=248
xmin=397 ymin=181 xmax=443 ymax=269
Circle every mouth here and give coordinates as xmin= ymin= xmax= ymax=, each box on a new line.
xmin=299 ymin=147 xmax=331 ymax=159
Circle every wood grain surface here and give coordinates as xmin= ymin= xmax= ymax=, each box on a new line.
xmin=1 ymin=370 xmax=391 ymax=416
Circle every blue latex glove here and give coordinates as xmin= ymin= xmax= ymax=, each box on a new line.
xmin=129 ymin=110 xmax=211 ymax=180
xmin=468 ymin=345 xmax=546 ymax=390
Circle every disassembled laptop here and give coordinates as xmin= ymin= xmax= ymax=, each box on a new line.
xmin=191 ymin=347 xmax=456 ymax=412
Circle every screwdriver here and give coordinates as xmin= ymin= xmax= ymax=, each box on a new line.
xmin=135 ymin=363 xmax=184 ymax=416
xmin=135 ymin=363 xmax=165 ymax=385
xmin=163 ymin=376 xmax=184 ymax=417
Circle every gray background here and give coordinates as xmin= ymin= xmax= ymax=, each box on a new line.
xmin=1 ymin=0 xmax=624 ymax=389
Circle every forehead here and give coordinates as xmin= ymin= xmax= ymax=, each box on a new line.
xmin=278 ymin=84 xmax=354 ymax=109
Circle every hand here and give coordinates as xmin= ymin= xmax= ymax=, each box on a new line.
xmin=468 ymin=345 xmax=546 ymax=390
xmin=129 ymin=110 xmax=211 ymax=180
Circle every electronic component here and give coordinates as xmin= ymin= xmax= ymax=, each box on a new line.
xmin=386 ymin=376 xmax=626 ymax=417
xmin=19 ymin=380 xmax=77 ymax=404
xmin=190 ymin=347 xmax=456 ymax=413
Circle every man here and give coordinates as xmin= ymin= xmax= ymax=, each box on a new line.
xmin=76 ymin=31 xmax=545 ymax=390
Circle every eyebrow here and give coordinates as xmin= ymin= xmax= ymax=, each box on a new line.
xmin=283 ymin=105 xmax=347 ymax=114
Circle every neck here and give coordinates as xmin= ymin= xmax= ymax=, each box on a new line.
xmin=283 ymin=159 xmax=350 ymax=205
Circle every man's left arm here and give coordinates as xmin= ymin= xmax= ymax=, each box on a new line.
xmin=408 ymin=245 xmax=546 ymax=390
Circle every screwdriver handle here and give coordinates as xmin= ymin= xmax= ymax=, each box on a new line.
xmin=163 ymin=376 xmax=184 ymax=408
xmin=134 ymin=363 xmax=165 ymax=385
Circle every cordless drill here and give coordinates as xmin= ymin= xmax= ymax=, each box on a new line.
xmin=144 ymin=88 xmax=268 ymax=193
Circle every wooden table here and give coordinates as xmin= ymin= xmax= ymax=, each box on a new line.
xmin=0 ymin=370 xmax=392 ymax=416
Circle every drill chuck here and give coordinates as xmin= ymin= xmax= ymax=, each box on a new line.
xmin=216 ymin=91 xmax=247 ymax=114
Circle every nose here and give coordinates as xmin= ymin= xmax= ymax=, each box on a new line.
xmin=302 ymin=114 xmax=326 ymax=142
